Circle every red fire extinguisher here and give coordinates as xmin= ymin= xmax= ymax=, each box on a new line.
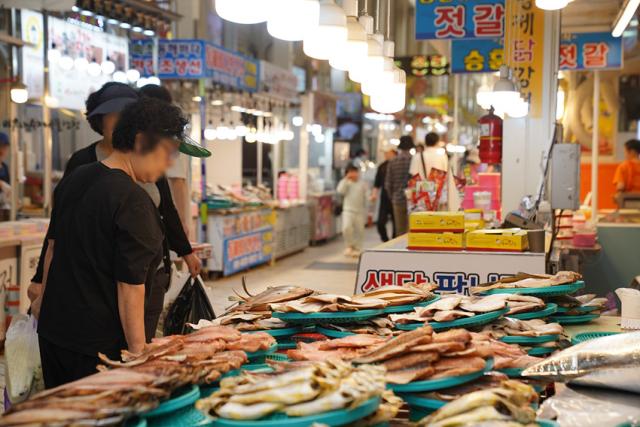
xmin=478 ymin=107 xmax=503 ymax=165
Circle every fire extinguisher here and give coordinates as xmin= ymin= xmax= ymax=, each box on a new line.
xmin=478 ymin=107 xmax=503 ymax=165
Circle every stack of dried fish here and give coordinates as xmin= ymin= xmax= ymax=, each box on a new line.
xmin=469 ymin=332 xmax=542 ymax=371
xmin=1 ymin=369 xmax=171 ymax=426
xmin=288 ymin=335 xmax=388 ymax=361
xmin=361 ymin=283 xmax=436 ymax=306
xmin=416 ymin=380 xmax=539 ymax=426
xmin=191 ymin=313 xmax=289 ymax=331
xmin=271 ymin=293 xmax=390 ymax=313
xmin=196 ymin=360 xmax=387 ymax=421
xmin=482 ymin=318 xmax=565 ymax=339
xmin=319 ymin=317 xmax=398 ymax=336
xmin=471 ymin=271 xmax=582 ymax=294
xmin=547 ymin=293 xmax=608 ymax=315
xmin=389 ymin=294 xmax=530 ymax=324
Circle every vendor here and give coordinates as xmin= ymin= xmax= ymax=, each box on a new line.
xmin=614 ymin=139 xmax=640 ymax=206
xmin=32 ymin=97 xmax=204 ymax=388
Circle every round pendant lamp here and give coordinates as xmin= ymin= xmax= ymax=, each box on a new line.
xmin=268 ymin=0 xmax=319 ymax=41
xmin=329 ymin=0 xmax=367 ymax=71
xmin=303 ymin=0 xmax=348 ymax=60
xmin=216 ymin=0 xmax=272 ymax=24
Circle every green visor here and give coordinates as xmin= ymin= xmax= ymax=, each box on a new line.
xmin=178 ymin=134 xmax=211 ymax=158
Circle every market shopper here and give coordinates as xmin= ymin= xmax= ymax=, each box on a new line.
xmin=614 ymin=139 xmax=640 ymax=206
xmin=372 ymin=147 xmax=396 ymax=242
xmin=385 ymin=136 xmax=414 ymax=237
xmin=0 ymin=133 xmax=11 ymax=207
xmin=31 ymin=98 xmax=199 ymax=388
xmin=410 ymin=132 xmax=448 ymax=180
xmin=337 ymin=164 xmax=368 ymax=257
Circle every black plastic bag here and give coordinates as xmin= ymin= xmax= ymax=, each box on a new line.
xmin=163 ymin=275 xmax=215 ymax=336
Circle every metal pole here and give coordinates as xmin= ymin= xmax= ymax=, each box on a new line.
xmin=591 ymin=71 xmax=600 ymax=222
xmin=42 ymin=10 xmax=52 ymax=217
xmin=257 ymin=140 xmax=263 ymax=186
xmin=452 ymin=74 xmax=460 ymax=146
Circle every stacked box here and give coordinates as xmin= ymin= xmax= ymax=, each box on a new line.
xmin=408 ymin=212 xmax=465 ymax=251
xmin=466 ymin=228 xmax=529 ymax=252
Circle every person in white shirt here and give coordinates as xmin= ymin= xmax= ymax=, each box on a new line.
xmin=410 ymin=132 xmax=448 ymax=180
xmin=337 ymin=164 xmax=368 ymax=257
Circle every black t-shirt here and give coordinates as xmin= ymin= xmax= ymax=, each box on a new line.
xmin=38 ymin=162 xmax=163 ymax=357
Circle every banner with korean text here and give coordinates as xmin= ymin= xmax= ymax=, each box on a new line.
xmin=416 ymin=0 xmax=505 ymax=40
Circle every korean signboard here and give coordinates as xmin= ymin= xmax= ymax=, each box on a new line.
xmin=416 ymin=0 xmax=505 ymax=40
xmin=395 ymin=55 xmax=450 ymax=77
xmin=452 ymin=32 xmax=623 ymax=73
xmin=559 ymin=32 xmax=623 ymax=71
xmin=354 ymin=249 xmax=545 ymax=295
xmin=223 ymin=229 xmax=273 ymax=276
xmin=131 ymin=39 xmax=259 ymax=92
xmin=21 ymin=9 xmax=45 ymax=99
xmin=260 ymin=60 xmax=298 ymax=101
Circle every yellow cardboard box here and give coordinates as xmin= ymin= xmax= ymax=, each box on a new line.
xmin=465 ymin=228 xmax=529 ymax=252
xmin=408 ymin=232 xmax=464 ymax=251
xmin=465 ymin=219 xmax=486 ymax=231
xmin=409 ymin=212 xmax=465 ymax=232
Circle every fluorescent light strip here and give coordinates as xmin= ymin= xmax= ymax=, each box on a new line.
xmin=613 ymin=0 xmax=640 ymax=37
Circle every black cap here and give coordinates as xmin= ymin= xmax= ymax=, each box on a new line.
xmin=87 ymin=83 xmax=138 ymax=118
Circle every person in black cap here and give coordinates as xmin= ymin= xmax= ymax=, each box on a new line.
xmin=29 ymin=82 xmax=209 ymax=341
xmin=32 ymin=97 xmax=209 ymax=388
xmin=384 ymin=135 xmax=415 ymax=236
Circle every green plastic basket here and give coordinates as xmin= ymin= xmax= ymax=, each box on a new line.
xmin=548 ymin=313 xmax=599 ymax=325
xmin=479 ymin=281 xmax=585 ymax=297
xmin=382 ymin=295 xmax=442 ymax=314
xmin=528 ymin=346 xmax=557 ymax=356
xmin=246 ymin=343 xmax=278 ymax=362
xmin=266 ymin=353 xmax=290 ymax=362
xmin=388 ymin=359 xmax=493 ymax=393
xmin=509 ymin=303 xmax=558 ymax=320
xmin=396 ymin=308 xmax=509 ymax=332
xmin=315 ymin=327 xmax=356 ymax=338
xmin=500 ymin=334 xmax=559 ymax=344
xmin=498 ymin=367 xmax=524 ymax=377
xmin=144 ymin=385 xmax=200 ymax=419
xmin=276 ymin=341 xmax=297 ymax=350
xmin=207 ymin=397 xmax=380 ymax=427
xmin=402 ymin=394 xmax=446 ymax=411
xmin=248 ymin=327 xmax=302 ymax=338
xmin=571 ymin=331 xmax=620 ymax=345
xmin=555 ymin=305 xmax=599 ymax=314
xmin=272 ymin=309 xmax=385 ymax=325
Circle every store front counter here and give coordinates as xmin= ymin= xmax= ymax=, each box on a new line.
xmin=354 ymin=235 xmax=546 ymax=294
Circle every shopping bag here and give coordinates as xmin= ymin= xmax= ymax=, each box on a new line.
xmin=5 ymin=314 xmax=43 ymax=404
xmin=163 ymin=275 xmax=215 ymax=336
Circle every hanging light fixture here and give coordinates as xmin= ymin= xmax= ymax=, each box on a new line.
xmin=612 ymin=0 xmax=640 ymax=37
xmin=268 ymin=0 xmax=319 ymax=41
xmin=329 ymin=0 xmax=367 ymax=71
xmin=535 ymin=0 xmax=569 ymax=10
xmin=74 ymin=56 xmax=89 ymax=72
xmin=87 ymin=60 xmax=102 ymax=77
xmin=101 ymin=57 xmax=116 ymax=75
xmin=126 ymin=68 xmax=141 ymax=83
xmin=48 ymin=43 xmax=61 ymax=63
xmin=476 ymin=75 xmax=493 ymax=110
xmin=147 ymin=76 xmax=161 ymax=86
xmin=371 ymin=67 xmax=406 ymax=114
xmin=10 ymin=81 xmax=28 ymax=104
xmin=303 ymin=0 xmax=348 ymax=60
xmin=507 ymin=97 xmax=530 ymax=118
xmin=45 ymin=95 xmax=59 ymax=108
xmin=204 ymin=121 xmax=217 ymax=141
xmin=112 ymin=70 xmax=127 ymax=83
xmin=216 ymin=0 xmax=272 ymax=24
xmin=491 ymin=65 xmax=521 ymax=112
xmin=58 ymin=54 xmax=74 ymax=71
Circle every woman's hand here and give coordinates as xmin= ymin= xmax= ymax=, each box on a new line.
xmin=183 ymin=252 xmax=202 ymax=278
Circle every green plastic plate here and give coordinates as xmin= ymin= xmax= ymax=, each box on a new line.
xmin=125 ymin=417 xmax=147 ymax=427
xmin=396 ymin=308 xmax=509 ymax=331
xmin=144 ymin=385 xmax=200 ymax=418
xmin=249 ymin=327 xmax=302 ymax=338
xmin=388 ymin=359 xmax=493 ymax=393
xmin=315 ymin=326 xmax=356 ymax=338
xmin=208 ymin=397 xmax=380 ymax=426
xmin=500 ymin=334 xmax=559 ymax=344
xmin=548 ymin=313 xmax=599 ymax=325
xmin=148 ymin=406 xmax=208 ymax=427
xmin=273 ymin=309 xmax=384 ymax=325
xmin=266 ymin=353 xmax=290 ymax=362
xmin=537 ymin=420 xmax=560 ymax=427
xmin=276 ymin=341 xmax=297 ymax=350
xmin=479 ymin=281 xmax=585 ymax=297
xmin=498 ymin=367 xmax=524 ymax=378
xmin=528 ymin=346 xmax=557 ymax=356
xmin=571 ymin=331 xmax=620 ymax=345
xmin=382 ymin=295 xmax=442 ymax=314
xmin=246 ymin=343 xmax=277 ymax=361
xmin=555 ymin=305 xmax=599 ymax=314
xmin=509 ymin=303 xmax=558 ymax=320
xmin=409 ymin=406 xmax=434 ymax=422
xmin=402 ymin=394 xmax=446 ymax=411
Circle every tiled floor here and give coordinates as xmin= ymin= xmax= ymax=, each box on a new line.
xmin=203 ymin=227 xmax=384 ymax=315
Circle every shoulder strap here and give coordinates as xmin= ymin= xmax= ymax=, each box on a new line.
xmin=420 ymin=152 xmax=428 ymax=178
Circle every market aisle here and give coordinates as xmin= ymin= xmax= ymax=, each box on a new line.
xmin=204 ymin=227 xmax=383 ymax=315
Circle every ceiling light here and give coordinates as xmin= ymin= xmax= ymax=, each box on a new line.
xmin=112 ymin=70 xmax=127 ymax=83
xmin=292 ymin=116 xmax=304 ymax=126
xmin=245 ymin=132 xmax=257 ymax=143
xmin=613 ymin=0 xmax=640 ymax=37
xmin=491 ymin=65 xmax=521 ymax=110
xmin=192 ymin=96 xmax=202 ymax=102
xmin=107 ymin=17 xmax=119 ymax=25
xmin=45 ymin=95 xmax=59 ymax=108
xmin=349 ymin=15 xmax=380 ymax=83
xmin=87 ymin=61 xmax=102 ymax=76
xmin=216 ymin=0 xmax=272 ymax=24
xmin=71 ymin=5 xmax=80 ymax=12
xmin=136 ymin=77 xmax=149 ymax=88
xmin=476 ymin=83 xmax=493 ymax=110
xmin=268 ymin=0 xmax=319 ymax=41
xmin=371 ymin=67 xmax=406 ymax=114
xmin=101 ymin=58 xmax=116 ymax=75
xmin=329 ymin=0 xmax=367 ymax=71
xmin=143 ymin=29 xmax=155 ymax=37
xmin=212 ymin=99 xmax=224 ymax=106
xmin=303 ymin=0 xmax=348 ymax=60
xmin=10 ymin=81 xmax=28 ymax=104
xmin=314 ymin=133 xmax=325 ymax=143
xmin=74 ymin=57 xmax=88 ymax=72
xmin=404 ymin=124 xmax=413 ymax=132
xmin=132 ymin=26 xmax=143 ymax=33
xmin=80 ymin=9 xmax=93 ymax=16
xmin=120 ymin=22 xmax=132 ymax=29
xmin=235 ymin=125 xmax=248 ymax=137
xmin=47 ymin=48 xmax=61 ymax=63
xmin=126 ymin=68 xmax=141 ymax=82
xmin=58 ymin=55 xmax=74 ymax=71
xmin=204 ymin=122 xmax=217 ymax=141
xmin=535 ymin=0 xmax=569 ymax=10
xmin=147 ymin=76 xmax=161 ymax=85
xmin=507 ymin=97 xmax=530 ymax=118
xmin=556 ymin=86 xmax=566 ymax=121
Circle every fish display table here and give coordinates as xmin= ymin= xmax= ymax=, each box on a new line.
xmin=355 ymin=235 xmax=545 ymax=294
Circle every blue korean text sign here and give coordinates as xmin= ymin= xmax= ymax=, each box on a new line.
xmin=451 ymin=38 xmax=503 ymax=73
xmin=560 ymin=32 xmax=623 ymax=71
xmin=416 ymin=0 xmax=505 ymax=40
xmin=158 ymin=39 xmax=206 ymax=79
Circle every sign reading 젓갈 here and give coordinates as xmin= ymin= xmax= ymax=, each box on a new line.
xmin=451 ymin=32 xmax=623 ymax=74
xmin=416 ymin=0 xmax=505 ymax=40
xmin=394 ymin=55 xmax=450 ymax=77
xmin=354 ymin=249 xmax=545 ymax=295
